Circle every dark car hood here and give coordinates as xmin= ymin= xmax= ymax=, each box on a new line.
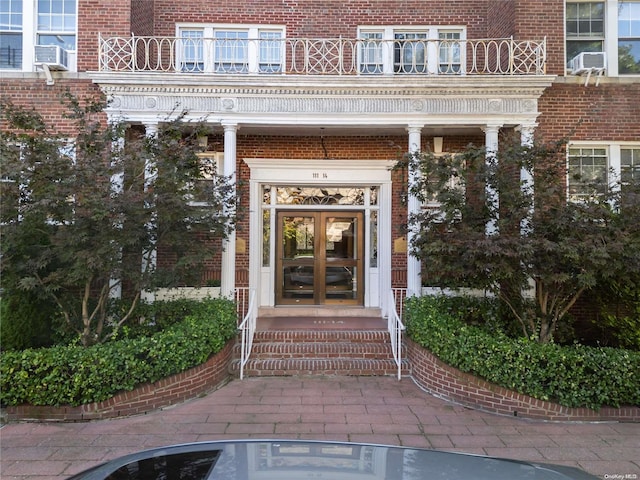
xmin=68 ymin=439 xmax=600 ymax=480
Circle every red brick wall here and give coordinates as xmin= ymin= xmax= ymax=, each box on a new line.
xmin=515 ymin=0 xmax=565 ymax=75
xmin=537 ymin=83 xmax=640 ymax=142
xmin=407 ymin=339 xmax=640 ymax=422
xmin=151 ymin=0 xmax=490 ymax=39
xmin=487 ymin=1 xmax=514 ymax=38
xmin=131 ymin=0 xmax=155 ymax=36
xmin=77 ymin=0 xmax=132 ymax=72
xmin=0 ymin=79 xmax=105 ymax=133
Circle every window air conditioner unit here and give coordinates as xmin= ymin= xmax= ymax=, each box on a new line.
xmin=34 ymin=45 xmax=69 ymax=71
xmin=570 ymin=52 xmax=606 ymax=74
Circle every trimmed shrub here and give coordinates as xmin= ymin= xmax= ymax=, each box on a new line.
xmin=405 ymin=295 xmax=640 ymax=409
xmin=0 ymin=290 xmax=60 ymax=350
xmin=0 ymin=298 xmax=237 ymax=407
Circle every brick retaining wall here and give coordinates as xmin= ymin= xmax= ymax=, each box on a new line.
xmin=407 ymin=339 xmax=640 ymax=422
xmin=4 ymin=341 xmax=233 ymax=422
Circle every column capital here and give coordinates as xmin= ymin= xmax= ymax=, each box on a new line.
xmin=221 ymin=121 xmax=239 ymax=132
xmin=481 ymin=123 xmax=503 ymax=134
xmin=406 ymin=124 xmax=424 ymax=135
xmin=515 ymin=121 xmax=538 ymax=131
xmin=143 ymin=122 xmax=158 ymax=137
xmin=516 ymin=122 xmax=538 ymax=147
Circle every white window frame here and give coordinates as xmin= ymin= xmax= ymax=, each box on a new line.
xmin=567 ymin=145 xmax=609 ymax=200
xmin=0 ymin=0 xmax=77 ymax=72
xmin=357 ymin=26 xmax=466 ymax=75
xmin=176 ymin=24 xmax=285 ymax=74
xmin=187 ymin=152 xmax=224 ymax=207
xmin=36 ymin=0 xmax=77 ymax=51
xmin=422 ymin=152 xmax=465 ymax=221
xmin=567 ymin=142 xmax=640 ymax=200
xmin=566 ymin=0 xmax=640 ymax=76
xmin=620 ymin=145 xmax=640 ymax=187
xmin=617 ymin=0 xmax=640 ymax=74
xmin=0 ymin=0 xmax=24 ymax=69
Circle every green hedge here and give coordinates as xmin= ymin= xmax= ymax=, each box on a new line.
xmin=405 ymin=296 xmax=640 ymax=410
xmin=0 ymin=298 xmax=237 ymax=407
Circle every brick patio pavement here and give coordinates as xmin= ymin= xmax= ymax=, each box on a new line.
xmin=1 ymin=376 xmax=638 ymax=479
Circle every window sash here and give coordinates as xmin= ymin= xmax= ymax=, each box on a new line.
xmin=618 ymin=1 xmax=640 ymax=73
xmin=359 ymin=27 xmax=464 ymax=75
xmin=438 ymin=31 xmax=461 ymax=74
xmin=178 ymin=26 xmax=283 ymax=73
xmin=621 ymin=148 xmax=640 ymax=185
xmin=359 ymin=31 xmax=383 ymax=74
xmin=258 ymin=30 xmax=282 ymax=73
xmin=0 ymin=32 xmax=22 ymax=68
xmin=566 ymin=2 xmax=605 ymax=38
xmin=394 ymin=32 xmax=428 ymax=73
xmin=568 ymin=147 xmax=609 ymax=199
xmin=36 ymin=0 xmax=76 ymax=50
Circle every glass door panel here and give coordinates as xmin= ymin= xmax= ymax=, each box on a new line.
xmin=324 ymin=216 xmax=359 ymax=302
xmin=278 ymin=215 xmax=315 ymax=303
xmin=276 ymin=211 xmax=363 ymax=305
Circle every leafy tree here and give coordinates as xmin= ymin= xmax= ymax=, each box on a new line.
xmin=0 ymin=93 xmax=236 ymax=346
xmin=401 ymin=135 xmax=640 ymax=343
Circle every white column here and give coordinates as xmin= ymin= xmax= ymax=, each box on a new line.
xmin=483 ymin=124 xmax=501 ymax=235
xmin=109 ymin=123 xmax=127 ymax=300
xmin=141 ymin=122 xmax=159 ymax=303
xmin=221 ymin=122 xmax=238 ymax=298
xmin=406 ymin=125 xmax=423 ymax=297
xmin=519 ymin=123 xmax=536 ymax=235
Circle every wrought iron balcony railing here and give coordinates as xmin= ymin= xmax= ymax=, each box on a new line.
xmin=98 ymin=34 xmax=546 ymax=76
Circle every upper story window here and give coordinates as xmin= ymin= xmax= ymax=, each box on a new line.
xmin=618 ymin=1 xmax=640 ymax=73
xmin=177 ymin=25 xmax=284 ymax=74
xmin=37 ymin=0 xmax=75 ymax=50
xmin=566 ymin=1 xmax=640 ymax=75
xmin=566 ymin=1 xmax=605 ymax=64
xmin=0 ymin=0 xmax=77 ymax=71
xmin=0 ymin=0 xmax=23 ymax=69
xmin=358 ymin=26 xmax=464 ymax=75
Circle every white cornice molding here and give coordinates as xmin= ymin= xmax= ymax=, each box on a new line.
xmin=90 ymin=72 xmax=555 ymax=95
xmin=93 ymin=74 xmax=555 ymax=126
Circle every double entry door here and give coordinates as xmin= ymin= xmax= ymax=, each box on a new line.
xmin=276 ymin=211 xmax=364 ymax=305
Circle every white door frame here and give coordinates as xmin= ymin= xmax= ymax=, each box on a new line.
xmin=245 ymin=158 xmax=395 ymax=310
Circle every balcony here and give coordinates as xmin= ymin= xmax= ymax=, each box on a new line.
xmin=98 ymin=34 xmax=546 ymax=76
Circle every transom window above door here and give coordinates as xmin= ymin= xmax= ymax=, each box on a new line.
xmin=177 ymin=24 xmax=285 ymax=73
xmin=263 ymin=186 xmax=379 ymax=206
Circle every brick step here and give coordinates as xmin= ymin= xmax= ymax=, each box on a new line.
xmin=230 ymin=328 xmax=409 ymax=378
xmin=229 ymin=357 xmax=410 ymax=377
xmin=233 ymin=341 xmax=394 ymax=359
xmin=252 ymin=330 xmax=390 ymax=344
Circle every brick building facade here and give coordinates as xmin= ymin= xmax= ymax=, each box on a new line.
xmin=1 ymin=0 xmax=638 ymax=320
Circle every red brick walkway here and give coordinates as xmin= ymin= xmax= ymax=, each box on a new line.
xmin=1 ymin=376 xmax=639 ymax=479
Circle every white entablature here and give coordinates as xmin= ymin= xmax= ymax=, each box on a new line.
xmin=93 ymin=73 xmax=555 ymax=129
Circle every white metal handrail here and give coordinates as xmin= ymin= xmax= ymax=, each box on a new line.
xmin=98 ymin=34 xmax=546 ymax=76
xmin=388 ymin=288 xmax=407 ymax=380
xmin=235 ymin=288 xmax=257 ymax=380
